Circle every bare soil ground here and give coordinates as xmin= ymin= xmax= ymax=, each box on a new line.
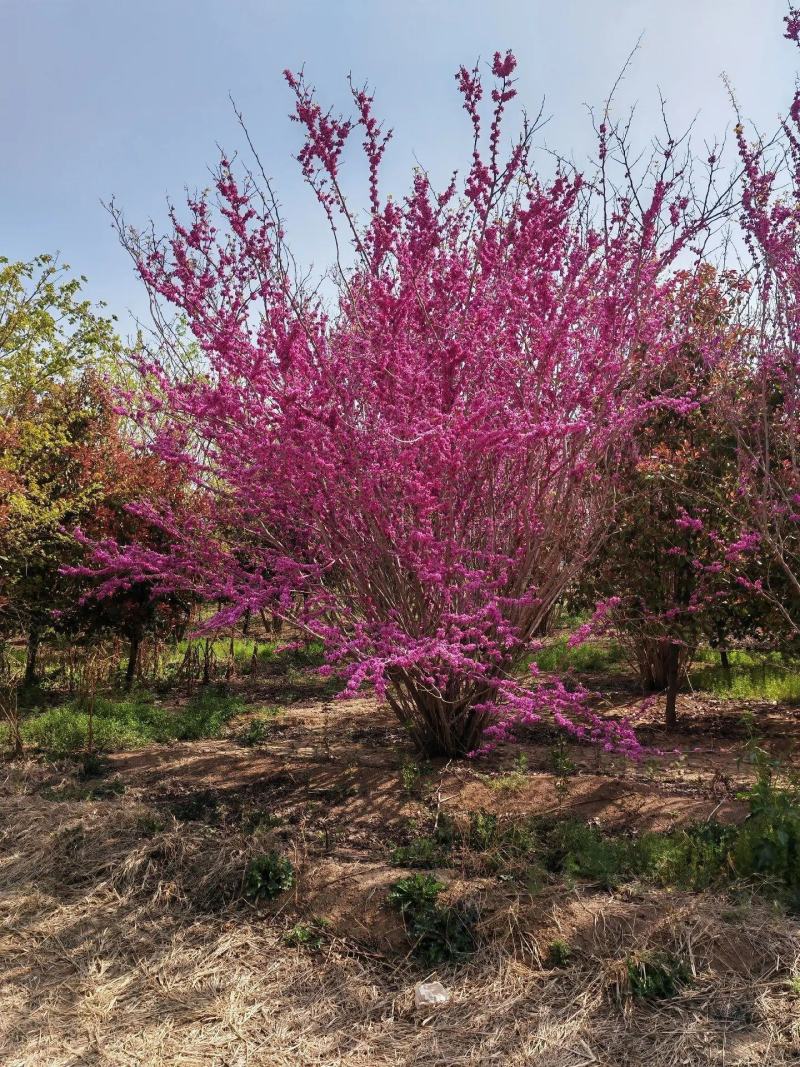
xmin=1 ymin=687 xmax=799 ymax=1065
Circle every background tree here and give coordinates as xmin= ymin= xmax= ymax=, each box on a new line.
xmin=0 ymin=375 xmax=120 ymax=684
xmin=582 ymin=268 xmax=746 ymax=727
xmin=67 ymin=428 xmax=193 ymax=692
xmin=0 ymin=254 xmax=121 ymax=678
xmin=0 ymin=255 xmax=186 ymax=687
xmin=718 ymin=9 xmax=800 ymax=640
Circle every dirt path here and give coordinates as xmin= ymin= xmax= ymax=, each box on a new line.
xmin=100 ymin=693 xmax=779 ymax=838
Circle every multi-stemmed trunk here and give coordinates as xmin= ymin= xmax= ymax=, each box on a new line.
xmin=385 ymin=669 xmax=496 ymax=757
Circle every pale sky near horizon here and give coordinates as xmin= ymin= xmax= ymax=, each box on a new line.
xmin=1 ymin=1 xmax=797 ymax=334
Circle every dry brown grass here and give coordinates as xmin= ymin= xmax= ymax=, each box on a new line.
xmin=1 ymin=751 xmax=799 ymax=1067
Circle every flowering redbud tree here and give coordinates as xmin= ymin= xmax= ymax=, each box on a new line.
xmin=92 ymin=53 xmax=724 ymax=756
xmin=720 ymin=9 xmax=800 ymax=639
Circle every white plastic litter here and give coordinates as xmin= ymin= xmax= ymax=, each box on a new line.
xmin=414 ymin=981 xmax=451 ymax=1007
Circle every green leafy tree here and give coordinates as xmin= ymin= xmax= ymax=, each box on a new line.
xmin=0 ymin=255 xmax=121 ymax=683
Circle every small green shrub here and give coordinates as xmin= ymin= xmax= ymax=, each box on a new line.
xmin=244 ymin=852 xmax=295 ymax=902
xmin=243 ymin=811 xmax=285 ymax=834
xmin=391 ymin=835 xmax=446 ymax=868
xmin=480 ymin=819 xmax=538 ymax=878
xmin=413 ymin=902 xmax=478 ymax=967
xmin=635 ymin=823 xmax=734 ymax=890
xmin=544 ymin=821 xmax=631 ymax=887
xmin=236 ymin=715 xmax=277 ymax=747
xmin=388 ymin=873 xmax=446 ymax=912
xmin=283 ymin=918 xmax=329 ymax=949
xmin=388 ymin=874 xmax=477 ymax=966
xmin=467 ymin=811 xmax=499 ymax=851
xmin=731 ymin=761 xmax=800 ymax=907
xmin=487 ymin=753 xmax=529 ymax=793
xmin=432 ymin=812 xmax=458 ymax=847
xmin=625 ymin=951 xmax=691 ymax=1001
xmin=79 ymin=752 xmax=111 ymax=779
xmin=522 ymin=863 xmax=547 ymax=895
xmin=401 ymin=759 xmax=426 ymax=793
xmin=546 ymin=939 xmax=573 ymax=968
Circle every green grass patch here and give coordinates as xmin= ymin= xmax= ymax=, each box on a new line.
xmin=235 ymin=708 xmax=282 ymax=747
xmin=391 ymin=835 xmax=447 ymax=868
xmin=483 ymin=753 xmax=530 ymax=793
xmin=689 ymin=651 xmax=800 ymax=702
xmin=539 ymin=778 xmax=800 ymax=907
xmin=545 ymin=938 xmax=573 ymax=968
xmin=12 ymin=687 xmax=245 ymax=756
xmin=531 ymin=637 xmax=626 ymax=674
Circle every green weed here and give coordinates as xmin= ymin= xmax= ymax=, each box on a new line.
xmin=549 ymin=738 xmax=576 ymax=800
xmin=391 ymin=835 xmax=447 ymax=868
xmin=388 ymin=873 xmax=477 ymax=966
xmin=399 ymin=759 xmax=421 ymax=793
xmin=242 ymin=811 xmax=285 ymax=834
xmin=487 ymin=753 xmax=529 ymax=793
xmin=546 ymin=939 xmax=573 ymax=968
xmin=168 ymin=689 xmax=244 ymax=741
xmin=236 ymin=710 xmax=280 ymax=747
xmin=625 ymin=951 xmax=691 ymax=1001
xmin=282 ymin=917 xmax=330 ymax=950
xmin=428 ymin=766 xmax=800 ymax=909
xmin=244 ymin=852 xmax=295 ymax=902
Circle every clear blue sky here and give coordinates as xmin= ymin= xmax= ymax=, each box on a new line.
xmin=2 ymin=1 xmax=796 ymax=334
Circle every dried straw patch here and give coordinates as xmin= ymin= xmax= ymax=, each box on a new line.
xmin=1 ymin=790 xmax=800 ymax=1064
